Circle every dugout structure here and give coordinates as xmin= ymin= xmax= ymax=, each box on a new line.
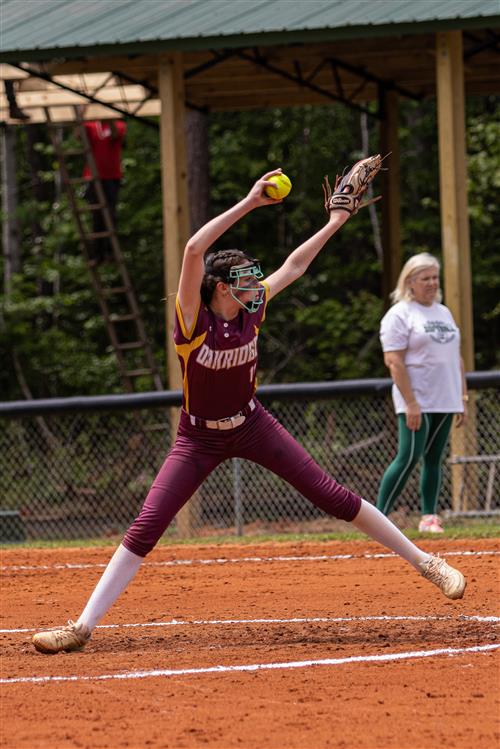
xmin=2 ymin=0 xmax=500 ymax=526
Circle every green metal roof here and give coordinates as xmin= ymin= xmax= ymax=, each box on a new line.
xmin=2 ymin=0 xmax=500 ymax=61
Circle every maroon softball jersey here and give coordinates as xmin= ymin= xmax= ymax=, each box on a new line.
xmin=123 ymin=283 xmax=362 ymax=557
xmin=174 ymin=287 xmax=268 ymax=420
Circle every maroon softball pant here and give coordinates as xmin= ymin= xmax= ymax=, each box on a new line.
xmin=123 ymin=400 xmax=362 ymax=557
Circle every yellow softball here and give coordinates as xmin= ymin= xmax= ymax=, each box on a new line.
xmin=265 ymin=173 xmax=292 ymax=200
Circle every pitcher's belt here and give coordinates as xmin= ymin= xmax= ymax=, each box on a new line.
xmin=186 ymin=399 xmax=256 ymax=430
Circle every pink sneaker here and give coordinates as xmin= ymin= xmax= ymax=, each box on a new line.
xmin=418 ymin=514 xmax=444 ymax=533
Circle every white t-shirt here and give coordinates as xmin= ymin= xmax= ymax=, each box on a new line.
xmin=380 ymin=300 xmax=463 ymax=414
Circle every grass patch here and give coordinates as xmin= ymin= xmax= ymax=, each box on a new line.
xmin=2 ymin=524 xmax=499 ymax=550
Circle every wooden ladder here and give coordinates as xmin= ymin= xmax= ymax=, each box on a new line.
xmin=44 ymin=107 xmax=163 ymax=393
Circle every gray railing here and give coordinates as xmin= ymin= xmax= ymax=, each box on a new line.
xmin=1 ymin=373 xmax=498 ymax=542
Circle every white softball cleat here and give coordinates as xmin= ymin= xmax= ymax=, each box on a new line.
xmin=32 ymin=620 xmax=91 ymax=654
xmin=419 ymin=555 xmax=466 ymax=599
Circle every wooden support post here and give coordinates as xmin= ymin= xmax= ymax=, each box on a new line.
xmin=158 ymin=52 xmax=200 ymax=536
xmin=380 ymin=88 xmax=401 ymax=309
xmin=158 ymin=53 xmax=190 ymax=388
xmin=436 ymin=31 xmax=477 ymax=510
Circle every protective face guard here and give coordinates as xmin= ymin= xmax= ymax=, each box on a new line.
xmin=228 ymin=262 xmax=265 ymax=313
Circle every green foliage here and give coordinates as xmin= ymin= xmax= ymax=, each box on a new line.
xmin=289 ymin=291 xmax=384 ymax=380
xmin=5 ymin=523 xmax=499 ymax=548
xmin=467 ymin=98 xmax=500 ymax=369
xmin=1 ymin=121 xmax=166 ymax=398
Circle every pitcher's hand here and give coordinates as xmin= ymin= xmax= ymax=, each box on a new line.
xmin=246 ymin=169 xmax=285 ymax=208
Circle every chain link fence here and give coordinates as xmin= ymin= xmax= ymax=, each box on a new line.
xmin=1 ymin=376 xmax=498 ymax=543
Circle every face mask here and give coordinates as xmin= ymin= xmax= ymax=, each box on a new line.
xmin=228 ymin=263 xmax=265 ymax=313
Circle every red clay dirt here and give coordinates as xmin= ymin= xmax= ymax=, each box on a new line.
xmin=1 ymin=537 xmax=499 ymax=749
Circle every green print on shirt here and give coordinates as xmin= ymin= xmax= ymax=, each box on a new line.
xmin=423 ymin=321 xmax=456 ymax=344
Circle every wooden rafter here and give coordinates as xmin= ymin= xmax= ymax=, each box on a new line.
xmin=2 ymin=29 xmax=498 ymax=125
xmin=1 ymin=63 xmax=159 ymax=127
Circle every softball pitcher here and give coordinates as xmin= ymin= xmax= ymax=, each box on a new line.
xmin=33 ymin=161 xmax=466 ymax=654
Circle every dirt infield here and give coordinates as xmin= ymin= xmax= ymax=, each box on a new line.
xmin=1 ymin=537 xmax=499 ymax=749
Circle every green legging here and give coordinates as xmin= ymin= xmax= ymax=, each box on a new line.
xmin=377 ymin=413 xmax=453 ymax=516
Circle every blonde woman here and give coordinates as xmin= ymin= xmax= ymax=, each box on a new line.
xmin=377 ymin=253 xmax=468 ymax=532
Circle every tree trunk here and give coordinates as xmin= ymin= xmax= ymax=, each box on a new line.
xmin=186 ymin=109 xmax=210 ymax=234
xmin=360 ymin=112 xmax=383 ymax=263
xmin=1 ymin=126 xmax=20 ymax=297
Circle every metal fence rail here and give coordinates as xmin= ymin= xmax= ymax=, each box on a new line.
xmin=1 ymin=374 xmax=498 ymax=542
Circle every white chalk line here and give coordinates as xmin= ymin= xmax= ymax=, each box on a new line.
xmin=1 ymin=643 xmax=498 ymax=685
xmin=1 ymin=548 xmax=498 ymax=573
xmin=2 ymin=613 xmax=499 ymax=635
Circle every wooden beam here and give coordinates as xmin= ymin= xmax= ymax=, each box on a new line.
xmin=380 ymin=88 xmax=401 ymax=308
xmin=158 ymin=52 xmax=199 ymax=537
xmin=0 ymin=84 xmax=148 ymax=108
xmin=436 ymin=31 xmax=474 ymax=367
xmin=47 ymin=55 xmax=160 ymax=76
xmin=436 ymin=30 xmax=476 ymax=511
xmin=0 ymin=102 xmax=159 ymax=125
xmin=0 ymin=64 xmax=28 ymax=80
xmin=158 ymin=52 xmax=190 ymax=390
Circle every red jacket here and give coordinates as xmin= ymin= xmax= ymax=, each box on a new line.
xmin=83 ymin=120 xmax=126 ymax=180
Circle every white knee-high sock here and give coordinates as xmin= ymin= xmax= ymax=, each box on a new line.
xmin=76 ymin=544 xmax=143 ymax=632
xmin=351 ymin=499 xmax=431 ymax=570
